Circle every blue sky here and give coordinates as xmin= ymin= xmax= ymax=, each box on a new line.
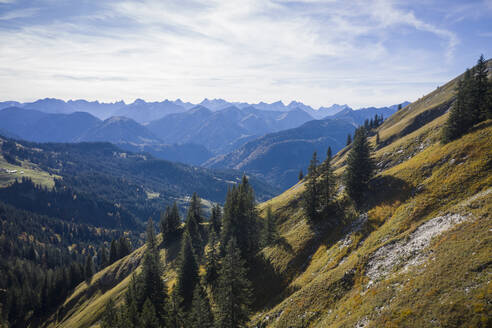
xmin=0 ymin=0 xmax=490 ymax=108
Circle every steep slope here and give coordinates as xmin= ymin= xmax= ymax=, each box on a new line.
xmin=205 ymin=118 xmax=356 ymax=189
xmin=248 ymin=61 xmax=492 ymax=327
xmin=40 ymin=62 xmax=491 ymax=328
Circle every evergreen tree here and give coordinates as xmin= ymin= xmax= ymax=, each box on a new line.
xmin=346 ymin=133 xmax=352 ymax=146
xmin=160 ymin=202 xmax=181 ymax=245
xmin=298 ymin=169 xmax=304 ymax=181
xmin=319 ymin=148 xmax=335 ymax=214
xmin=376 ymin=132 xmax=380 ymax=145
xmin=205 ymin=230 xmax=220 ymax=289
xmin=109 ymin=239 xmax=118 ymax=264
xmin=173 ymin=231 xmax=199 ymax=313
xmin=188 ymin=282 xmax=214 ymax=328
xmin=344 ymin=127 xmax=374 ymax=207
xmin=101 ymin=299 xmax=119 ymax=328
xmin=84 ymin=254 xmax=93 ymax=283
xmin=472 ymin=54 xmax=489 ymax=122
xmin=302 ymin=152 xmax=320 ymax=221
xmin=209 ymin=203 xmax=222 ymax=235
xmin=141 ymin=219 xmax=168 ymax=326
xmin=216 ymin=238 xmax=252 ymax=328
xmin=260 ymin=206 xmax=279 ymax=247
xmin=118 ymin=237 xmax=131 ymax=259
xmin=220 ymin=175 xmax=258 ymax=259
xmin=100 ymin=246 xmax=109 ymax=269
xmin=140 ymin=299 xmax=160 ymax=328
xmin=123 ymin=273 xmax=141 ymax=327
xmin=185 ymin=193 xmax=203 ymax=255
xmin=442 ymin=76 xmax=468 ymax=142
xmin=398 ymin=103 xmax=402 ymax=110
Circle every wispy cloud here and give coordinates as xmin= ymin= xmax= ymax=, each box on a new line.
xmin=0 ymin=7 xmax=38 ymax=20
xmin=0 ymin=0 xmax=489 ymax=107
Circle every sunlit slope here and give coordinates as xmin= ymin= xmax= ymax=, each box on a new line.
xmin=45 ymin=234 xmax=182 ymax=328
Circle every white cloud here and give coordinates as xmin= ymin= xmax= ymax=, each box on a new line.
xmin=0 ymin=7 xmax=38 ymax=20
xmin=0 ymin=0 xmax=479 ymax=108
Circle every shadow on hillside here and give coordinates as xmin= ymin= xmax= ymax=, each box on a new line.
xmin=380 ymin=100 xmax=452 ymax=148
xmin=366 ymin=175 xmax=413 ymax=209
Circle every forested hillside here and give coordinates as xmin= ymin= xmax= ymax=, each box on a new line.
xmin=34 ymin=57 xmax=491 ymax=328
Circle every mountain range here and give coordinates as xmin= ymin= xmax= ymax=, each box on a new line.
xmin=0 ymin=97 xmax=408 ymax=122
xmin=205 ymin=118 xmax=356 ymax=189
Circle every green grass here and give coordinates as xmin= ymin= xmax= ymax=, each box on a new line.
xmin=0 ymin=154 xmax=59 ymax=188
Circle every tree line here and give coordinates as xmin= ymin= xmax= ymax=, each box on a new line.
xmin=102 ymin=176 xmax=278 ymax=328
xmin=442 ymin=55 xmax=491 ymax=143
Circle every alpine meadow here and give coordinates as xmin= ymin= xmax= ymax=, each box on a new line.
xmin=0 ymin=1 xmax=491 ymax=328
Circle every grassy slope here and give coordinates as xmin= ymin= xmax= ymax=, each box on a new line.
xmin=0 ymin=140 xmax=59 ymax=188
xmin=46 ymin=63 xmax=491 ymax=328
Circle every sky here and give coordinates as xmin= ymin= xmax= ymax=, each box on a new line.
xmin=0 ymin=0 xmax=490 ymax=108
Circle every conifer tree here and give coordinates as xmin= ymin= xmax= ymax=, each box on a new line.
xmin=101 ymin=299 xmax=119 ymax=328
xmin=376 ymin=132 xmax=380 ymax=145
xmin=346 ymin=133 xmax=352 ymax=146
xmin=189 ymin=282 xmax=214 ymax=328
xmin=472 ymin=54 xmax=489 ymax=122
xmin=220 ymin=175 xmax=258 ymax=259
xmin=141 ymin=219 xmax=168 ymax=326
xmin=344 ymin=127 xmax=374 ymax=207
xmin=100 ymin=246 xmax=109 ymax=269
xmin=260 ymin=206 xmax=279 ymax=247
xmin=140 ymin=299 xmax=160 ymax=328
xmin=319 ymin=147 xmax=335 ymax=213
xmin=442 ymin=76 xmax=468 ymax=142
xmin=209 ymin=203 xmax=222 ymax=235
xmin=109 ymin=239 xmax=118 ymax=264
xmin=216 ymin=238 xmax=252 ymax=328
xmin=302 ymin=152 xmax=320 ymax=221
xmin=298 ymin=169 xmax=304 ymax=181
xmin=173 ymin=231 xmax=199 ymax=313
xmin=398 ymin=103 xmax=402 ymax=110
xmin=185 ymin=193 xmax=203 ymax=255
xmin=205 ymin=230 xmax=220 ymax=289
xmin=160 ymin=202 xmax=181 ymax=245
xmin=123 ymin=273 xmax=141 ymax=327
xmin=84 ymin=254 xmax=93 ymax=283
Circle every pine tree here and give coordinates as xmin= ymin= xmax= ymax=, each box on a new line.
xmin=260 ymin=206 xmax=279 ymax=247
xmin=302 ymin=152 xmax=320 ymax=221
xmin=109 ymin=239 xmax=118 ymax=264
xmin=205 ymin=230 xmax=220 ymax=289
xmin=472 ymin=54 xmax=489 ymax=122
xmin=346 ymin=133 xmax=352 ymax=146
xmin=84 ymin=254 xmax=93 ymax=283
xmin=216 ymin=238 xmax=252 ymax=328
xmin=344 ymin=127 xmax=374 ymax=207
xmin=188 ymin=282 xmax=214 ymax=328
xmin=185 ymin=193 xmax=203 ymax=255
xmin=319 ymin=148 xmax=335 ymax=214
xmin=100 ymin=246 xmax=109 ymax=269
xmin=376 ymin=132 xmax=380 ymax=145
xmin=174 ymin=231 xmax=199 ymax=313
xmin=140 ymin=299 xmax=160 ymax=328
xmin=141 ymin=219 xmax=168 ymax=326
xmin=442 ymin=76 xmax=468 ymax=143
xmin=220 ymin=175 xmax=258 ymax=259
xmin=123 ymin=273 xmax=141 ymax=327
xmin=160 ymin=202 xmax=181 ymax=246
xmin=101 ymin=299 xmax=119 ymax=328
xmin=398 ymin=103 xmax=402 ymax=110
xmin=118 ymin=237 xmax=131 ymax=259
xmin=209 ymin=203 xmax=222 ymax=235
